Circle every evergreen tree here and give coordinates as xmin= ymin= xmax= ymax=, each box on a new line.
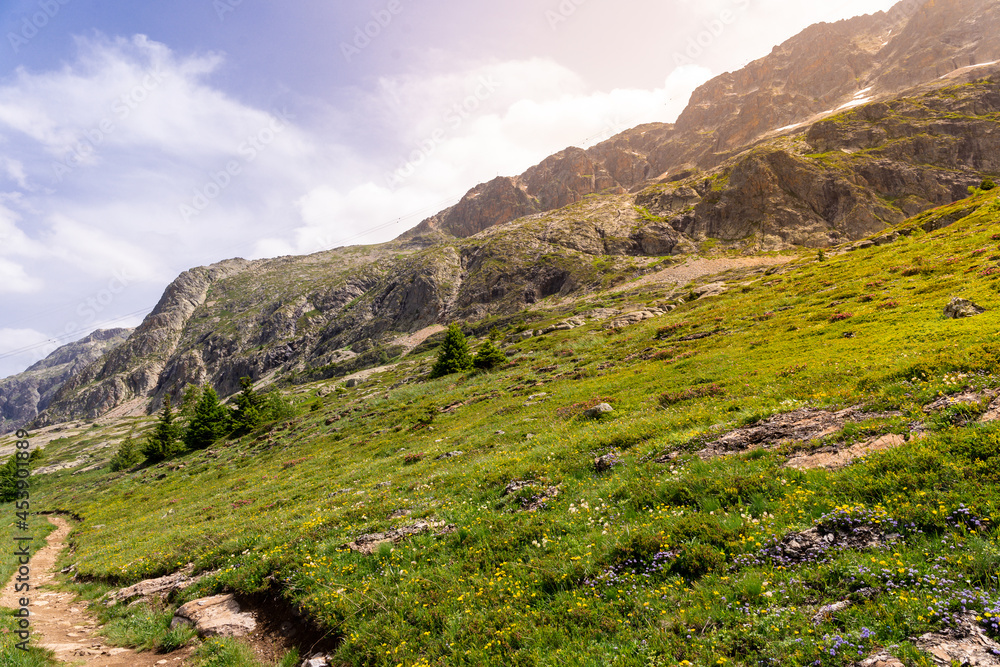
xmin=109 ymin=430 xmax=143 ymax=471
xmin=232 ymin=377 xmax=265 ymax=434
xmin=473 ymin=339 xmax=507 ymax=371
xmin=142 ymin=395 xmax=183 ymax=462
xmin=180 ymin=384 xmax=203 ymax=418
xmin=0 ymin=449 xmax=42 ymax=503
xmin=982 ymin=178 xmax=997 ymax=191
xmin=184 ymin=387 xmax=232 ymax=450
xmin=430 ymin=324 xmax=474 ymax=378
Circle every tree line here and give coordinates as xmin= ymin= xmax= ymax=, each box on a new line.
xmin=110 ymin=377 xmax=295 ymax=471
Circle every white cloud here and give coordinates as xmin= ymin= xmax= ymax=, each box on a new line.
xmin=0 ymin=258 xmax=43 ymax=294
xmin=265 ymin=61 xmax=712 ymax=256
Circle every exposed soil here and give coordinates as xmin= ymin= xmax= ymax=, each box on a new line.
xmin=616 ymin=255 xmax=793 ymax=292
xmin=0 ymin=516 xmax=194 ymax=666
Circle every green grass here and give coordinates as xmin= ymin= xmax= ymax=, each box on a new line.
xmin=6 ymin=191 xmax=1000 ymax=665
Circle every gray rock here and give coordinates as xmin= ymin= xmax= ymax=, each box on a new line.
xmin=944 ymin=297 xmax=985 ymax=319
xmin=585 ymin=403 xmax=614 ymax=419
xmin=347 ymin=520 xmax=450 ymax=555
xmin=171 ymin=594 xmax=257 ymax=637
xmin=914 ymin=614 xmax=1000 ymax=666
xmin=435 ymin=451 xmax=464 ymax=460
xmin=812 ymin=600 xmax=852 ymax=625
xmin=104 ymin=564 xmax=212 ymax=607
xmin=302 ymin=656 xmax=329 ymax=667
xmin=693 ymin=282 xmax=728 ymax=299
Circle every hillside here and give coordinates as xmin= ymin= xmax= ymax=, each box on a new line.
xmin=5 ymin=187 xmax=1000 ymax=666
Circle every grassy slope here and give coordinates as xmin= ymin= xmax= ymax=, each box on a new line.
xmin=7 ymin=190 xmax=1000 ymax=666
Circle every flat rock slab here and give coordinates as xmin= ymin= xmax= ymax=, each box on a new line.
xmin=786 ymin=434 xmax=907 ymax=471
xmin=915 ymin=615 xmax=1000 ymax=666
xmin=171 ymin=594 xmax=257 ymax=637
xmin=699 ymin=407 xmax=899 ymax=458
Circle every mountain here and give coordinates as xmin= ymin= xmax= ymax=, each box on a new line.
xmin=405 ymin=0 xmax=1000 ymax=240
xmin=35 ymin=0 xmax=1000 ymax=425
xmin=0 ymin=328 xmax=132 ymax=434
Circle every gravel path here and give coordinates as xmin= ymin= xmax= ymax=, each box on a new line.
xmin=1 ymin=516 xmax=193 ymax=666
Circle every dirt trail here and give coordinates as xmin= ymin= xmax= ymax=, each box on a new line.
xmin=1 ymin=516 xmax=193 ymax=666
xmin=618 ymin=255 xmax=793 ymax=292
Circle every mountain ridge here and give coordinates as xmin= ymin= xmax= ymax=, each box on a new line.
xmin=28 ymin=0 xmax=1000 ymax=426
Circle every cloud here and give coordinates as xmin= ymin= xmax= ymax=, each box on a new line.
xmin=0 ymin=327 xmax=55 ymax=379
xmin=260 ymin=60 xmax=712 ymax=256
xmin=0 ymin=258 xmax=43 ymax=294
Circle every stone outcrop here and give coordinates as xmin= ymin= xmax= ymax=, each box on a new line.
xmin=103 ymin=565 xmax=213 ymax=607
xmin=171 ymin=594 xmax=257 ymax=638
xmin=346 ymin=520 xmax=454 ymax=555
xmin=944 ymin=297 xmax=986 ymax=319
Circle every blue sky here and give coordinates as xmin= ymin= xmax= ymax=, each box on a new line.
xmin=0 ymin=0 xmax=899 ymax=378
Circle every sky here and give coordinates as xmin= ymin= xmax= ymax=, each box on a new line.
xmin=0 ymin=0 xmax=901 ymax=379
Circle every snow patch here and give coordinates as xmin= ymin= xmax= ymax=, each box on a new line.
xmin=835 ymin=97 xmax=871 ymax=112
xmin=938 ymin=60 xmax=1000 ymax=79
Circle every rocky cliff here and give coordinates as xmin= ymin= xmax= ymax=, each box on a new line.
xmin=34 ymin=0 xmax=1000 ymax=424
xmin=0 ymin=328 xmax=132 ymax=434
xmin=405 ymin=0 xmax=1000 ymax=241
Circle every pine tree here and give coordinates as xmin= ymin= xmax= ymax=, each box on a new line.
xmin=142 ymin=395 xmax=183 ymax=462
xmin=0 ymin=449 xmax=42 ymax=503
xmin=430 ymin=324 xmax=474 ymax=378
xmin=473 ymin=339 xmax=507 ymax=371
xmin=184 ymin=387 xmax=232 ymax=450
xmin=232 ymin=377 xmax=265 ymax=434
xmin=109 ymin=430 xmax=143 ymax=471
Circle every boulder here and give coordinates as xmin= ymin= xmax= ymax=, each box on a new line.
xmin=944 ymin=298 xmax=985 ymax=319
xmin=584 ymin=403 xmax=614 ymax=419
xmin=171 ymin=594 xmax=257 ymax=637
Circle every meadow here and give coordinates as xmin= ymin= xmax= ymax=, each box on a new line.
xmin=4 ymin=189 xmax=1000 ymax=665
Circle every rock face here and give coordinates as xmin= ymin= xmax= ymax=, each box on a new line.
xmin=171 ymin=594 xmax=257 ymax=637
xmin=0 ymin=329 xmax=132 ymax=434
xmin=399 ymin=0 xmax=1000 ymax=244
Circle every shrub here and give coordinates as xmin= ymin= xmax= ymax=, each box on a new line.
xmin=473 ymin=339 xmax=507 ymax=371
xmin=670 ymin=543 xmax=726 ymax=579
xmin=109 ymin=431 xmax=143 ymax=471
xmin=829 ymin=312 xmax=854 ymax=322
xmin=981 ymin=178 xmax=996 ymax=191
xmin=430 ymin=324 xmax=474 ymax=378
